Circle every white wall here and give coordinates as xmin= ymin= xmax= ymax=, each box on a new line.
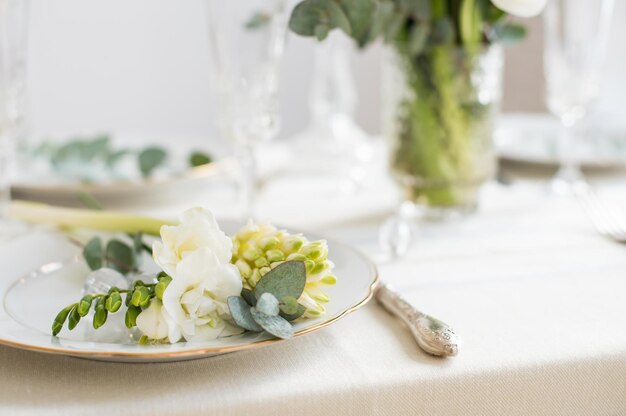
xmin=24 ymin=0 xmax=626 ymax=146
xmin=25 ymin=0 xmax=382 ymax=147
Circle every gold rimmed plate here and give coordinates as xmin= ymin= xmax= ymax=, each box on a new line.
xmin=0 ymin=223 xmax=378 ymax=363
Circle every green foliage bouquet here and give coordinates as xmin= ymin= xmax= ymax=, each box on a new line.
xmin=290 ymin=0 xmax=546 ymax=212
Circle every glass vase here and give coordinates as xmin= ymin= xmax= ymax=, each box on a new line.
xmin=384 ymin=45 xmax=503 ymax=219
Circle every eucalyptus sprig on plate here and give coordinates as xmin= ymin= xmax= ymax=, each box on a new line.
xmin=23 ymin=134 xmax=213 ymax=183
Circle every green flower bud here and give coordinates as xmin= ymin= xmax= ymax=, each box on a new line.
xmin=68 ymin=306 xmax=81 ymax=330
xmin=313 ymin=292 xmax=330 ymax=303
xmin=77 ymin=295 xmax=93 ymax=317
xmin=155 ymin=275 xmax=172 ymax=300
xmin=249 ymin=268 xmax=262 ymax=286
xmin=241 ymin=244 xmax=263 ymax=261
xmin=131 ymin=286 xmax=151 ymax=307
xmin=310 ymin=261 xmax=328 ymax=275
xmin=105 ymin=292 xmax=123 ymax=312
xmin=265 ymin=249 xmax=285 ymax=263
xmin=281 ymin=235 xmax=305 ymax=253
xmin=52 ymin=304 xmax=75 ymax=336
xmin=254 ymin=256 xmax=269 ymax=268
xmin=125 ymin=305 xmax=141 ymax=328
xmin=259 ymin=235 xmax=280 ymax=250
xmin=93 ymin=300 xmax=108 ymax=329
xmin=321 ymin=274 xmax=337 ymax=285
xmin=235 ymin=259 xmax=252 ymax=278
xmin=286 ymin=252 xmax=307 ymax=262
xmin=304 ymin=260 xmax=316 ymax=274
xmin=232 ymin=222 xmax=338 ymax=320
xmin=301 ymin=242 xmax=325 ymax=261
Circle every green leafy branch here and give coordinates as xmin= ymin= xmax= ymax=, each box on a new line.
xmin=228 ymin=261 xmax=308 ymax=339
xmin=288 ymin=0 xmax=527 ymax=55
xmin=27 ymin=135 xmax=213 ymax=180
xmin=52 ymin=274 xmax=172 ymax=336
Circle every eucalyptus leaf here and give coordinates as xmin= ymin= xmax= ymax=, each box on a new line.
xmin=337 ymin=0 xmax=376 ymax=46
xmin=132 ymin=233 xmax=144 ymax=268
xmin=138 ymin=147 xmax=167 ymax=177
xmin=106 ymin=148 xmax=130 ymax=167
xmin=241 ymin=288 xmax=257 ymax=306
xmin=254 ymin=261 xmax=306 ymax=301
xmin=364 ymin=1 xmax=394 ymax=44
xmin=256 ymin=293 xmax=280 ymax=316
xmin=409 ymin=24 xmax=429 ymax=56
xmin=245 ymin=11 xmax=271 ymax=30
xmin=77 ymin=192 xmax=103 ymax=210
xmin=189 ymin=151 xmax=212 ymax=167
xmin=279 ymin=303 xmax=306 ymax=322
xmin=279 ymin=296 xmax=299 ymax=315
xmin=105 ymin=239 xmax=134 ymax=273
xmin=83 ymin=237 xmax=103 ymax=271
xmin=492 ymin=23 xmax=526 ymax=45
xmin=228 ymin=296 xmax=263 ymax=332
xmin=289 ymin=0 xmax=352 ymax=38
xmin=250 ymin=308 xmax=294 ymax=339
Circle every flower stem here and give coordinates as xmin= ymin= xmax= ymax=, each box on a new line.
xmin=7 ymin=200 xmax=175 ymax=235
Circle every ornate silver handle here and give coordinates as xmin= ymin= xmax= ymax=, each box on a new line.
xmin=375 ymin=283 xmax=460 ymax=357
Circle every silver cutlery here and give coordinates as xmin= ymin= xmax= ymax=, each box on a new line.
xmin=375 ymin=283 xmax=460 ymax=357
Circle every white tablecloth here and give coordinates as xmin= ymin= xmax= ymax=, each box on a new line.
xmin=2 ymin=152 xmax=626 ymax=415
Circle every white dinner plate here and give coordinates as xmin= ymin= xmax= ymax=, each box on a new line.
xmin=495 ymin=113 xmax=626 ymax=168
xmin=0 ymin=223 xmax=378 ymax=363
xmin=11 ymin=133 xmax=236 ymax=206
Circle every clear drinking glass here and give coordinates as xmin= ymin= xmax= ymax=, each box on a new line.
xmin=288 ymin=32 xmax=373 ymax=193
xmin=205 ymin=0 xmax=287 ymax=219
xmin=0 ymin=0 xmax=28 ymax=216
xmin=543 ymin=0 xmax=614 ymax=192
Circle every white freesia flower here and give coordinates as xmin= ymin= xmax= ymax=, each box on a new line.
xmin=135 ymin=298 xmax=169 ymax=341
xmin=152 ymin=207 xmax=233 ymax=277
xmin=161 ymin=247 xmax=242 ymax=343
xmin=491 ymin=0 xmax=547 ymax=18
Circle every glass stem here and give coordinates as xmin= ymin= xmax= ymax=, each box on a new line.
xmin=554 ymin=118 xmax=583 ymax=185
xmin=237 ymin=144 xmax=257 ymax=221
xmin=0 ymin=143 xmax=14 ymax=219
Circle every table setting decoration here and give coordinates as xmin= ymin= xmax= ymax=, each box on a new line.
xmin=0 ymin=201 xmax=378 ymax=362
xmin=289 ymin=0 xmax=548 ymax=261
xmin=289 ymin=0 xmax=545 ymax=217
xmin=11 ymin=133 xmax=228 ymax=204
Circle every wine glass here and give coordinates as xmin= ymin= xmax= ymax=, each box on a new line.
xmin=0 ymin=0 xmax=28 ymax=236
xmin=288 ymin=32 xmax=373 ymax=194
xmin=543 ymin=0 xmax=614 ymax=192
xmin=205 ymin=0 xmax=287 ymax=219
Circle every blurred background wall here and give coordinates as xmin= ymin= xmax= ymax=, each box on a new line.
xmin=25 ymin=0 xmax=626 ymax=145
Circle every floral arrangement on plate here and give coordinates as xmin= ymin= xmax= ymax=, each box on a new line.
xmin=41 ymin=207 xmax=337 ymax=343
xmin=19 ymin=134 xmax=213 ymax=185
